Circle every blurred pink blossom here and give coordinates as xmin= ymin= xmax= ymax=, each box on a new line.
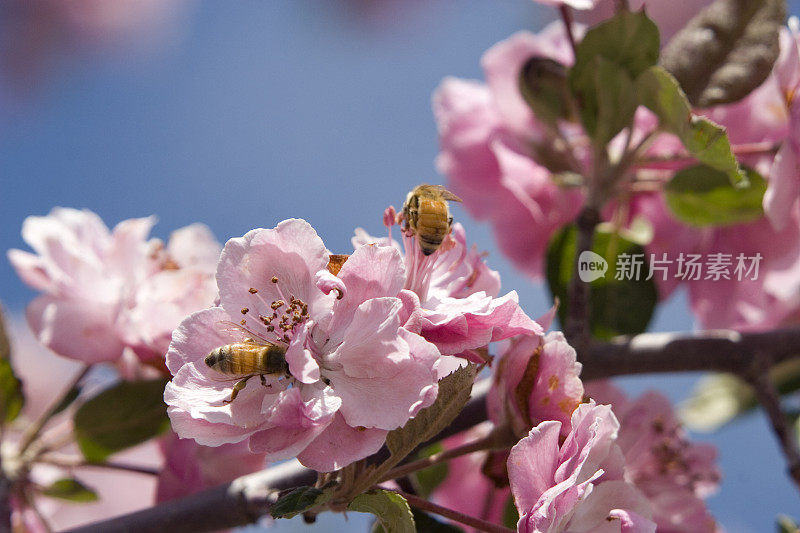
xmin=432 ymin=25 xmax=585 ymax=280
xmin=764 ymin=21 xmax=800 ymax=230
xmin=156 ymin=432 xmax=266 ymax=503
xmin=8 ymin=208 xmax=220 ymax=369
xmin=586 ymin=381 xmax=720 ymax=532
xmin=488 ymin=332 xmax=584 ymax=439
xmin=165 ymin=219 xmax=441 ymax=472
xmin=354 ymin=220 xmax=541 ymax=361
xmin=508 ymin=402 xmax=655 ymax=533
xmin=633 ymin=193 xmax=800 ymax=330
xmin=0 ymin=0 xmax=191 ymax=92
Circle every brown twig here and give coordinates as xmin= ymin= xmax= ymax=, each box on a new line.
xmin=564 ymin=206 xmax=600 ymax=355
xmin=386 ymin=488 xmax=515 ymax=533
xmin=746 ymin=350 xmax=800 ymax=491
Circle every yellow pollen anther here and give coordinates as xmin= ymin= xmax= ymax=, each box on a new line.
xmin=241 ymin=307 xmax=249 ymax=315
xmin=249 ymin=287 xmax=258 ymax=294
xmin=271 ymin=277 xmax=279 ymax=283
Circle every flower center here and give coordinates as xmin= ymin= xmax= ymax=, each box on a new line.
xmin=240 ymin=276 xmax=309 ymax=345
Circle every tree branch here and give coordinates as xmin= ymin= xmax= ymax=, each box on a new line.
xmin=565 ymin=206 xmax=600 ymax=354
xmin=746 ymin=350 xmax=800 ymax=491
xmin=60 ymin=328 xmax=800 ymax=533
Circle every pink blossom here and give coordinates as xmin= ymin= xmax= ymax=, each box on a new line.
xmin=764 ymin=22 xmax=800 ymax=230
xmin=165 ymin=219 xmax=441 ymax=472
xmin=0 ymin=0 xmax=191 ymax=92
xmin=353 ymin=220 xmax=541 ymax=360
xmin=634 ymin=193 xmax=800 ymax=330
xmin=586 ymin=382 xmax=720 ymax=532
xmin=156 ymin=432 xmax=267 ymax=503
xmin=508 ymin=402 xmax=655 ymax=533
xmin=433 ymin=25 xmax=585 ymax=280
xmin=8 ymin=208 xmax=220 ymax=366
xmin=488 ymin=332 xmax=584 ymax=439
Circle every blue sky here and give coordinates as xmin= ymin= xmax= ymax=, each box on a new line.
xmin=2 ymin=2 xmax=799 ymax=531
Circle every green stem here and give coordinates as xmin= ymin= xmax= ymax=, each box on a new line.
xmin=19 ymin=365 xmax=89 ymax=455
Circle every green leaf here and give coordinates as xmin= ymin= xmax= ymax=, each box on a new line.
xmin=546 ymin=225 xmax=658 ymax=340
xmin=502 ymin=494 xmax=520 ymax=530
xmin=519 ymin=57 xmax=574 ymax=125
xmin=349 ymin=490 xmax=415 ymax=533
xmin=40 ymin=478 xmax=98 ymax=503
xmin=777 ymin=514 xmax=800 ymax=533
xmin=681 ymin=359 xmax=800 ymax=432
xmin=413 ymin=443 xmax=449 ymax=498
xmin=684 ymin=117 xmax=747 ymax=186
xmin=660 ymin=0 xmax=785 ymax=107
xmin=0 ymin=308 xmax=24 ymax=424
xmin=569 ymin=9 xmax=659 ymax=143
xmin=73 ymin=378 xmax=170 ymax=462
xmin=636 ymin=66 xmax=747 ymax=186
xmin=385 ymin=364 xmax=477 ymax=464
xmin=664 ymin=165 xmax=766 ymax=226
xmin=50 ymin=384 xmax=82 ymax=417
xmin=572 ymin=9 xmax=660 ymax=80
xmin=270 ymin=486 xmax=332 ymax=519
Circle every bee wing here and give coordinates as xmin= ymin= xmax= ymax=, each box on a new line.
xmin=419 ymin=184 xmax=462 ymax=203
xmin=217 ymin=321 xmax=274 ymax=346
xmin=437 ymin=187 xmax=462 ymax=203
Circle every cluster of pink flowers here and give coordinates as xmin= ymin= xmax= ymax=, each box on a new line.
xmin=165 ymin=217 xmax=539 ymax=471
xmin=0 ymin=0 xmax=190 ymax=93
xmin=432 ymin=323 xmax=719 ymax=532
xmin=8 ymin=207 xmax=220 ymax=371
xmin=434 ymin=3 xmax=800 ymax=332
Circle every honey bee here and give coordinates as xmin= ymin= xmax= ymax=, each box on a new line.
xmin=205 ymin=324 xmax=289 ymax=404
xmin=402 ymin=184 xmax=462 ymax=256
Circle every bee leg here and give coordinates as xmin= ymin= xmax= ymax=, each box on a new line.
xmin=223 ymin=376 xmax=252 ymax=404
xmin=260 ymin=374 xmax=267 ymax=387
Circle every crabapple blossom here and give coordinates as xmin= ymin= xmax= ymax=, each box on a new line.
xmin=586 ymin=382 xmax=720 ymax=532
xmin=156 ymin=433 xmax=267 ymax=503
xmin=634 ymin=193 xmax=800 ymax=330
xmin=488 ymin=331 xmax=584 ymax=439
xmin=764 ymin=21 xmax=800 ymax=230
xmin=508 ymin=402 xmax=656 ymax=533
xmin=165 ymin=219 xmax=441 ymax=472
xmin=432 ymin=24 xmax=585 ymax=280
xmin=8 ymin=208 xmax=220 ymax=367
xmin=353 ymin=218 xmax=541 ymax=360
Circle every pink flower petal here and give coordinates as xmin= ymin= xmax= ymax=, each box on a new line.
xmin=26 ymin=295 xmax=124 ymax=363
xmin=297 ymin=413 xmax=388 ymax=472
